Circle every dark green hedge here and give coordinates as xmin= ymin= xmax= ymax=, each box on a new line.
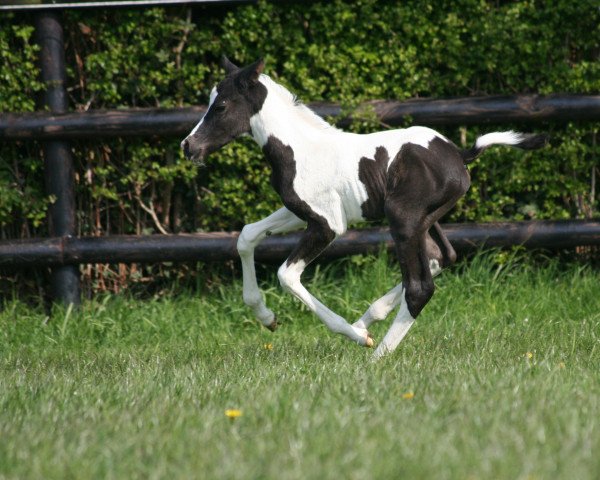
xmin=1 ymin=0 xmax=598 ymax=240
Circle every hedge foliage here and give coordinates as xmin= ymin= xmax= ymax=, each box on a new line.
xmin=1 ymin=0 xmax=598 ymax=241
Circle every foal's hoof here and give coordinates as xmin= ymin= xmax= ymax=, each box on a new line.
xmin=265 ymin=318 xmax=278 ymax=332
xmin=355 ymin=327 xmax=374 ymax=348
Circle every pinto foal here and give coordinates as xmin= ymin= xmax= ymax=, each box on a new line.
xmin=181 ymin=58 xmax=546 ymax=359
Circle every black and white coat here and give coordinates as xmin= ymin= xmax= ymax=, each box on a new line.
xmin=182 ymin=58 xmax=546 ymax=359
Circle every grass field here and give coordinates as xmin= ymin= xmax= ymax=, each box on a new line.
xmin=1 ymin=252 xmax=599 ymax=479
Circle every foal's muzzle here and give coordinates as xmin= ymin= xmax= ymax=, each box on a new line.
xmin=181 ymin=138 xmax=208 ymax=165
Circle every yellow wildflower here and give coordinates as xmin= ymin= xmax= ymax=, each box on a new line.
xmin=526 ymin=352 xmax=533 ymax=359
xmin=263 ymin=343 xmax=273 ymax=350
xmin=402 ymin=391 xmax=415 ymax=400
xmin=225 ymin=409 xmax=242 ymax=419
xmin=558 ymin=362 xmax=566 ymax=369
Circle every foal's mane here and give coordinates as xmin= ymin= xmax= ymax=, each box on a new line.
xmin=259 ymin=74 xmax=337 ymax=132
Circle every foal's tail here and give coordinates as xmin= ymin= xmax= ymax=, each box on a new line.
xmin=461 ymin=131 xmax=549 ymax=164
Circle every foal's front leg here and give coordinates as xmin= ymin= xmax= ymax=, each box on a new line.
xmin=237 ymin=207 xmax=305 ymax=330
xmin=277 ymin=221 xmax=374 ymax=347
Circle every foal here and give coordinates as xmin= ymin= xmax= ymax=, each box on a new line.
xmin=181 ymin=57 xmax=546 ymax=359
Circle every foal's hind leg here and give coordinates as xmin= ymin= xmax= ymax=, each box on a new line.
xmin=371 ymin=214 xmax=435 ymax=359
xmin=353 ymin=222 xmax=453 ymax=331
xmin=370 ymin=224 xmax=458 ymax=359
xmin=428 ymin=221 xmax=457 ymax=270
xmin=371 ymin=141 xmax=469 ymax=359
xmin=237 ymin=207 xmax=305 ymax=330
xmin=278 ymin=220 xmax=374 ymax=347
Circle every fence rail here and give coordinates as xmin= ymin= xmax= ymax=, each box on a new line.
xmin=2 ymin=95 xmax=600 ymax=141
xmin=0 ymin=0 xmax=254 ymax=11
xmin=2 ymin=221 xmax=599 ymax=267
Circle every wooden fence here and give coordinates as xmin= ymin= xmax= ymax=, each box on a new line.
xmin=1 ymin=1 xmax=599 ymax=305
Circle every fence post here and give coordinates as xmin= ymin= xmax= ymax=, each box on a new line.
xmin=35 ymin=11 xmax=80 ymax=306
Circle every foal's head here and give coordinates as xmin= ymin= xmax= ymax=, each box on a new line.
xmin=181 ymin=57 xmax=266 ymax=164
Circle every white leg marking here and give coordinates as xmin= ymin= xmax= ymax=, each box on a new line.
xmin=353 ymin=284 xmax=404 ymax=330
xmin=237 ymin=208 xmax=305 ymax=327
xmin=429 ymin=258 xmax=442 ymax=278
xmin=353 ymin=258 xmax=443 ymax=330
xmin=278 ymin=261 xmax=373 ymax=346
xmin=372 ymin=289 xmax=415 ymax=360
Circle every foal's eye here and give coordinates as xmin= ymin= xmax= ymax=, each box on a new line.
xmin=213 ymin=101 xmax=227 ymax=112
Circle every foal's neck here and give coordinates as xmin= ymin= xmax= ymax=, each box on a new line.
xmin=250 ymin=77 xmax=338 ymax=149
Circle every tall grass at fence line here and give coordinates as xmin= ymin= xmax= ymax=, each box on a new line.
xmin=0 ymin=251 xmax=599 ymax=479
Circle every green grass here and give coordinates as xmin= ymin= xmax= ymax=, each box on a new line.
xmin=1 ymin=252 xmax=599 ymax=479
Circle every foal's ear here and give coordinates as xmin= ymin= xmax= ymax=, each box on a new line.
xmin=221 ymin=55 xmax=239 ymax=74
xmin=238 ymin=58 xmax=265 ymax=87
